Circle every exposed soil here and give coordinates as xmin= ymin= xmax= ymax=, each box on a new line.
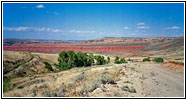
xmin=162 ymin=62 xmax=184 ymax=72
xmin=3 ymin=46 xmax=145 ymax=53
xmin=89 ymin=63 xmax=184 ymax=97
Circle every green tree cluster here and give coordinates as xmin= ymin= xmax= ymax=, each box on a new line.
xmin=114 ymin=56 xmax=127 ymax=64
xmin=153 ymin=57 xmax=164 ymax=63
xmin=143 ymin=57 xmax=151 ymax=62
xmin=57 ymin=51 xmax=108 ymax=70
xmin=95 ymin=55 xmax=106 ymax=65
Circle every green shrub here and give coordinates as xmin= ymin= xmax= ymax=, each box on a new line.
xmin=3 ymin=78 xmax=10 ymax=93
xmin=76 ymin=52 xmax=85 ymax=67
xmin=114 ymin=56 xmax=120 ymax=64
xmin=58 ymin=61 xmax=71 ymax=70
xmin=67 ymin=50 xmax=78 ymax=67
xmin=58 ymin=51 xmax=70 ymax=70
xmin=73 ymin=73 xmax=85 ymax=81
xmin=16 ymin=68 xmax=25 ymax=77
xmin=120 ymin=58 xmax=127 ymax=63
xmin=121 ymin=85 xmax=129 ymax=91
xmin=115 ymin=56 xmax=127 ymax=64
xmin=43 ymin=62 xmax=54 ymax=71
xmin=107 ymin=57 xmax=110 ymax=64
xmin=99 ymin=75 xmax=115 ymax=84
xmin=128 ymin=58 xmax=133 ymax=62
xmin=76 ymin=52 xmax=94 ymax=67
xmin=143 ymin=58 xmax=151 ymax=62
xmin=42 ymin=89 xmax=58 ymax=97
xmin=95 ymin=55 xmax=106 ymax=65
xmin=17 ymin=85 xmax=24 ymax=89
xmin=58 ymin=51 xmax=68 ymax=63
xmin=88 ymin=75 xmax=115 ymax=92
xmin=86 ymin=55 xmax=94 ymax=66
xmin=89 ymin=81 xmax=101 ymax=92
xmin=153 ymin=57 xmax=164 ymax=63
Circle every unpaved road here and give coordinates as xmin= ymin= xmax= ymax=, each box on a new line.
xmin=136 ymin=63 xmax=184 ymax=97
xmin=90 ymin=63 xmax=184 ymax=97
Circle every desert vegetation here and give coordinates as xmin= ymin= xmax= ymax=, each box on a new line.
xmin=142 ymin=57 xmax=164 ymax=63
xmin=56 ymin=51 xmax=108 ymax=70
xmin=3 ymin=78 xmax=11 ymax=93
xmin=143 ymin=57 xmax=151 ymax=62
xmin=153 ymin=57 xmax=164 ymax=63
xmin=114 ymin=56 xmax=127 ymax=64
xmin=3 ymin=51 xmax=122 ymax=97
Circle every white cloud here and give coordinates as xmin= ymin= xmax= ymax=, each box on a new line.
xmin=4 ymin=27 xmax=31 ymax=31
xmin=33 ymin=27 xmax=61 ymax=32
xmin=123 ymin=27 xmax=129 ymax=30
xmin=69 ymin=30 xmax=96 ymax=34
xmin=36 ymin=4 xmax=45 ymax=8
xmin=137 ymin=26 xmax=149 ymax=29
xmin=33 ymin=27 xmax=51 ymax=32
xmin=4 ymin=27 xmax=61 ymax=33
xmin=137 ymin=23 xmax=145 ymax=25
xmin=52 ymin=29 xmax=61 ymax=32
xmin=164 ymin=26 xmax=180 ymax=30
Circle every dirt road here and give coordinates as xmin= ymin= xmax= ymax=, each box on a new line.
xmin=90 ymin=63 xmax=184 ymax=97
xmin=136 ymin=63 xmax=184 ymax=97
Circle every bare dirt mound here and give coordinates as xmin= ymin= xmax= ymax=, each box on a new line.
xmin=162 ymin=62 xmax=184 ymax=73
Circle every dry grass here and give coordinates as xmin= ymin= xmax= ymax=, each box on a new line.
xmin=3 ymin=51 xmax=31 ymax=61
xmin=32 ymin=52 xmax=59 ymax=64
xmin=3 ymin=58 xmax=123 ymax=97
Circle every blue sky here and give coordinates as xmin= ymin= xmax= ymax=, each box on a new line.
xmin=3 ymin=3 xmax=184 ymax=40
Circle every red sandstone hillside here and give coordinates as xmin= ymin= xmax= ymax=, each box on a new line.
xmin=4 ymin=37 xmax=176 ymax=46
xmin=3 ymin=37 xmax=183 ymax=54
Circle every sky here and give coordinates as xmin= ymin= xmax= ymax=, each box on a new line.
xmin=3 ymin=3 xmax=184 ymax=40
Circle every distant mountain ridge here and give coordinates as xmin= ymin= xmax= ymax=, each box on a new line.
xmin=3 ymin=36 xmax=183 ymax=47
